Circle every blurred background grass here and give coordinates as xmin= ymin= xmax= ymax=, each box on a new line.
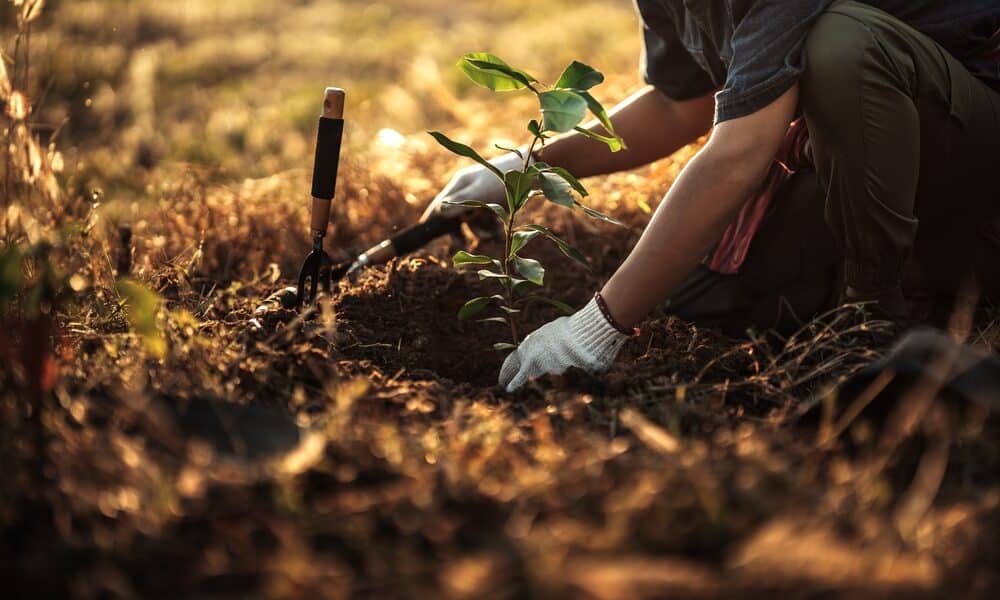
xmin=14 ymin=0 xmax=640 ymax=198
xmin=5 ymin=4 xmax=1000 ymax=598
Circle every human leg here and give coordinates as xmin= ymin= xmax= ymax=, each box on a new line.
xmin=666 ymin=168 xmax=841 ymax=336
xmin=801 ymin=1 xmax=1000 ymax=316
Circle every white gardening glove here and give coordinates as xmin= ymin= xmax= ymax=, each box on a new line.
xmin=421 ymin=151 xmax=529 ymax=221
xmin=498 ymin=297 xmax=632 ymax=392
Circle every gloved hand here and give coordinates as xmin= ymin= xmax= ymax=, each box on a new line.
xmin=421 ymin=151 xmax=529 ymax=221
xmin=499 ymin=297 xmax=633 ymax=392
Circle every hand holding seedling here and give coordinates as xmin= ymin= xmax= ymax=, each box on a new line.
xmin=429 ymin=53 xmax=629 ymax=386
xmin=497 ymin=296 xmax=635 ymax=392
xmin=421 ymin=151 xmax=524 ymax=221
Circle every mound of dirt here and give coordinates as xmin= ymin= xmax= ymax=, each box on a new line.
xmin=334 ymin=256 xmax=506 ymax=386
xmin=329 ymin=209 xmax=635 ymax=388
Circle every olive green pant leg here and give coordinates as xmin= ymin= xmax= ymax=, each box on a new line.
xmin=801 ymin=1 xmax=1000 ymax=299
xmin=668 ymin=1 xmax=1000 ymax=334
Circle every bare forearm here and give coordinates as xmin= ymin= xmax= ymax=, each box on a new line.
xmin=599 ymin=145 xmax=767 ymax=326
xmin=598 ymin=86 xmax=800 ymax=328
xmin=538 ymin=86 xmax=714 ymax=178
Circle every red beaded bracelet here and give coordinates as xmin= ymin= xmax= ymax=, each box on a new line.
xmin=594 ymin=292 xmax=640 ymax=337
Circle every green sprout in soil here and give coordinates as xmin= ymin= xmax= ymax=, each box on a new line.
xmin=429 ymin=53 xmax=626 ymax=352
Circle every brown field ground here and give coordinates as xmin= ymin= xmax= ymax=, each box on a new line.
xmin=2 ymin=1 xmax=999 ymax=597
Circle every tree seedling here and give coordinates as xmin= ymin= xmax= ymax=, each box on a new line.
xmin=429 ymin=53 xmax=626 ymax=352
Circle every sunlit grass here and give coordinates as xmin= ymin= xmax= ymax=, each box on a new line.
xmin=21 ymin=0 xmax=639 ymax=198
xmin=2 ymin=1 xmax=999 ymax=597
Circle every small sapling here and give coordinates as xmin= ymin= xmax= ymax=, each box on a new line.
xmin=429 ymin=53 xmax=626 ymax=352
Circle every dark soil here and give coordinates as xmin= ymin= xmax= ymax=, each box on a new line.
xmin=7 ymin=0 xmax=999 ymax=595
xmin=2 ymin=113 xmax=998 ymax=600
xmin=6 ymin=178 xmax=999 ymax=599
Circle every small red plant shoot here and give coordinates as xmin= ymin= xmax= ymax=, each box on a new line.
xmin=429 ymin=53 xmax=626 ymax=352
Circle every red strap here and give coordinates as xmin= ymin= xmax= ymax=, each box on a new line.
xmin=706 ymin=118 xmax=811 ymax=274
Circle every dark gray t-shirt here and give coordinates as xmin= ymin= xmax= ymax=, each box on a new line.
xmin=637 ymin=0 xmax=1000 ymax=123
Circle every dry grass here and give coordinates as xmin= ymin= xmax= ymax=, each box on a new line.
xmin=2 ymin=1 xmax=999 ymax=598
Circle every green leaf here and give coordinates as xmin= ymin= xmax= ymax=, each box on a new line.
xmin=492 ymin=274 xmax=530 ymax=295
xmin=555 ymin=61 xmax=605 ymax=90
xmin=116 ymin=278 xmax=166 ymax=358
xmin=503 ymin=170 xmax=535 ymax=213
xmin=458 ymin=53 xmax=537 ymax=92
xmin=510 ymin=229 xmax=541 ymax=256
xmin=577 ymin=202 xmax=625 ymax=227
xmin=478 ymin=317 xmax=509 ymax=325
xmin=527 ymin=119 xmax=544 ymax=139
xmin=458 ymin=296 xmax=491 ymax=320
xmin=453 ymin=251 xmax=494 ymax=266
xmin=442 ymin=199 xmax=487 ymax=209
xmin=428 ymin=131 xmax=503 ymax=179
xmin=486 ymin=203 xmax=509 ymax=221
xmin=538 ymin=90 xmax=588 ymax=133
xmin=513 ymin=257 xmax=545 ymax=286
xmin=541 ymin=165 xmax=588 ymax=197
xmin=494 ymin=342 xmax=517 ymax=352
xmin=538 ymin=172 xmax=576 ymax=208
xmin=464 ymin=59 xmax=537 ymax=90
xmin=477 ymin=269 xmax=511 ymax=281
xmin=577 ymin=91 xmax=623 ymax=139
xmin=522 ymin=225 xmax=589 ymax=268
xmin=574 ymin=126 xmax=624 ymax=153
xmin=494 ymin=144 xmax=523 ymax=159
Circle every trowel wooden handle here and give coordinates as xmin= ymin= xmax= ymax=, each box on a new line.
xmin=310 ymin=87 xmax=346 ymax=237
xmin=322 ymin=87 xmax=345 ymax=119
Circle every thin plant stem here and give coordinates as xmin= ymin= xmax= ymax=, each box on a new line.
xmin=502 ymin=133 xmax=542 ymax=345
xmin=502 ymin=225 xmax=519 ymax=344
xmin=522 ymin=134 xmax=539 ymax=173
